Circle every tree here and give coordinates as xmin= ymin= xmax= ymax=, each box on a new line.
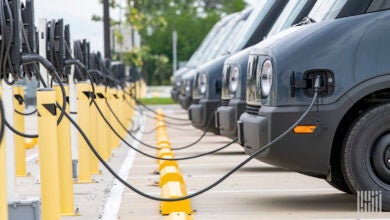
xmin=96 ymin=0 xmax=246 ymax=85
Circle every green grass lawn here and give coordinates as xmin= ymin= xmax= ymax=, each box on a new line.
xmin=139 ymin=97 xmax=175 ymax=105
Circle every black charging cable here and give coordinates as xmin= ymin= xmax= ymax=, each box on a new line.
xmin=4 ymin=119 xmax=38 ymax=138
xmin=106 ymin=98 xmax=217 ymax=150
xmin=133 ymin=96 xmax=189 ymax=121
xmin=128 ymin=104 xmax=193 ymax=132
xmin=63 ymin=76 xmax=321 ymax=202
xmin=14 ymin=109 xmax=37 ymax=116
xmin=21 ymin=53 xmax=67 ymax=125
xmin=93 ymin=99 xmax=237 ymax=160
xmin=124 ymin=94 xmax=189 ymax=123
xmin=5 ymin=53 xmax=70 ymax=139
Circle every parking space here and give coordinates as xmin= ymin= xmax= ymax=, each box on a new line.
xmin=116 ymin=105 xmax=390 ymax=219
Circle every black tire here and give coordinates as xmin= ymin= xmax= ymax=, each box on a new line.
xmin=342 ymin=103 xmax=390 ymax=211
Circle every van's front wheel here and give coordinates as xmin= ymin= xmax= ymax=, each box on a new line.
xmin=342 ymin=103 xmax=390 ymax=211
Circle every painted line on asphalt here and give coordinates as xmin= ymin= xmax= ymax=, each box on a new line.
xmin=127 ymin=173 xmax=292 ymax=180
xmin=26 ymin=153 xmax=38 ymax=162
xmin=124 ymin=188 xmax=336 ymax=196
xmin=132 ymin=163 xmax=276 ymax=168
xmin=101 ymin=115 xmax=144 ymax=220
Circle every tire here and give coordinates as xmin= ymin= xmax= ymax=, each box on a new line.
xmin=342 ymin=103 xmax=390 ymax=211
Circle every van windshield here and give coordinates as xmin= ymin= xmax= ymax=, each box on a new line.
xmin=187 ymin=26 xmax=219 ymax=67
xmin=229 ymin=0 xmax=273 ymax=52
xmin=308 ymin=0 xmax=347 ymax=22
xmin=267 ymin=0 xmax=308 ymax=37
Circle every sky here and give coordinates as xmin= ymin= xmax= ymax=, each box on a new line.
xmin=35 ymin=0 xmax=123 ymax=53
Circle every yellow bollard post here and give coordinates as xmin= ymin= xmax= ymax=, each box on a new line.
xmin=111 ymin=88 xmax=120 ymax=149
xmin=104 ymin=87 xmax=113 ymax=159
xmin=118 ymin=90 xmax=126 ymax=139
xmin=137 ymin=81 xmax=140 ymax=99
xmin=0 ymin=88 xmax=8 ymax=220
xmin=96 ymin=86 xmax=109 ymax=161
xmin=76 ymin=82 xmax=93 ymax=183
xmin=13 ymin=85 xmax=27 ymax=176
xmin=125 ymin=92 xmax=133 ymax=128
xmin=37 ymin=88 xmax=61 ymax=220
xmin=89 ymin=88 xmax=99 ymax=174
xmin=24 ymin=138 xmax=38 ymax=149
xmin=54 ymin=85 xmax=77 ymax=216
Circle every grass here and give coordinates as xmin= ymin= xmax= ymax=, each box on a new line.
xmin=139 ymin=97 xmax=175 ymax=105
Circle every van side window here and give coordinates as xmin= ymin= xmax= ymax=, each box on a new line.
xmin=367 ymin=0 xmax=390 ymax=12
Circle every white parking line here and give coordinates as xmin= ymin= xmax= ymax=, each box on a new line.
xmin=101 ymin=115 xmax=144 ymax=220
xmin=26 ymin=153 xmax=38 ymax=162
xmin=123 ymin=188 xmax=336 ymax=196
xmin=126 ymin=173 xmax=291 ymax=180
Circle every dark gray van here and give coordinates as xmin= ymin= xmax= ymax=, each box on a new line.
xmin=218 ymin=0 xmax=388 ymax=139
xmin=171 ymin=12 xmax=243 ymax=102
xmin=238 ymin=2 xmax=390 ymax=210
xmin=189 ymin=0 xmax=315 ymax=133
xmin=179 ymin=7 xmax=256 ymax=109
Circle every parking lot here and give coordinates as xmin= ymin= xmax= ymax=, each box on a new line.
xmin=115 ymin=105 xmax=389 ymax=219
xmin=15 ymin=104 xmax=388 ymax=219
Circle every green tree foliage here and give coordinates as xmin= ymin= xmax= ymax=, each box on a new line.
xmin=98 ymin=0 xmax=246 ymax=85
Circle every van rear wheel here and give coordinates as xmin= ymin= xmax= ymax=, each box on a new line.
xmin=342 ymin=103 xmax=390 ymax=211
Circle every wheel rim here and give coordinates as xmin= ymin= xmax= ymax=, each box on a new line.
xmin=371 ymin=133 xmax=390 ymax=184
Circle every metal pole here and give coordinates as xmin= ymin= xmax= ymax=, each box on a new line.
xmin=103 ymin=0 xmax=111 ymax=59
xmin=172 ymin=31 xmax=178 ymax=74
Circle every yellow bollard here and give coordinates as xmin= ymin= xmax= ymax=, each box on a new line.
xmin=158 ymin=155 xmax=179 ymax=171
xmin=160 ymin=181 xmax=192 ymax=215
xmin=37 ymin=88 xmax=61 ymax=220
xmin=0 ymin=88 xmax=8 ymax=220
xmin=159 ymin=143 xmax=172 ymax=150
xmin=118 ymin=90 xmax=126 ymax=139
xmin=165 ymin=212 xmax=193 ymax=220
xmin=157 ymin=138 xmax=171 ymax=147
xmin=54 ymin=85 xmax=77 ymax=215
xmin=111 ymin=88 xmax=120 ymax=149
xmin=76 ymin=83 xmax=93 ymax=183
xmin=89 ymin=88 xmax=99 ymax=174
xmin=25 ymin=138 xmax=38 ymax=149
xmin=126 ymin=94 xmax=134 ymax=128
xmin=13 ymin=85 xmax=27 ymax=177
xmin=104 ymin=87 xmax=113 ymax=159
xmin=159 ymin=166 xmax=184 ymax=188
xmin=96 ymin=86 xmax=109 ymax=161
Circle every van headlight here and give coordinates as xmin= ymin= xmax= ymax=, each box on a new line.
xmin=258 ymin=59 xmax=273 ymax=97
xmin=229 ymin=67 xmax=240 ymax=93
xmin=185 ymin=80 xmax=191 ymax=93
xmin=199 ymin=72 xmax=208 ymax=94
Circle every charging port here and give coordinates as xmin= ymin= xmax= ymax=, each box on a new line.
xmin=303 ymin=69 xmax=335 ymax=98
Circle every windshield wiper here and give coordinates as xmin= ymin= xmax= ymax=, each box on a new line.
xmin=294 ymin=16 xmax=316 ymax=26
